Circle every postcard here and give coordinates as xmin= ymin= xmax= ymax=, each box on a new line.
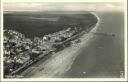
xmin=0 ymin=0 xmax=127 ymax=81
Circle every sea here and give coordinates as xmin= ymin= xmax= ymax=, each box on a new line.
xmin=4 ymin=11 xmax=124 ymax=78
xmin=64 ymin=11 xmax=124 ymax=78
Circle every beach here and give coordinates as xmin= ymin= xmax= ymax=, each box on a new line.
xmin=65 ymin=11 xmax=124 ymax=78
xmin=20 ymin=13 xmax=100 ymax=78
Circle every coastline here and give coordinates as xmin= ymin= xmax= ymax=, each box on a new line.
xmin=21 ymin=12 xmax=100 ymax=78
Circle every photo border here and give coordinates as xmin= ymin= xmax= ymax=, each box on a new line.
xmin=0 ymin=0 xmax=127 ymax=81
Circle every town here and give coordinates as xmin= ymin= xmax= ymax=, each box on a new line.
xmin=4 ymin=25 xmax=84 ymax=77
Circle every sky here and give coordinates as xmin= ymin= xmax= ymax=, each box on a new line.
xmin=3 ymin=0 xmax=124 ymax=2
xmin=4 ymin=2 xmax=124 ymax=12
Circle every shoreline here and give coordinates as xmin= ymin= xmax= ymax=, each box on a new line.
xmin=21 ymin=12 xmax=100 ymax=78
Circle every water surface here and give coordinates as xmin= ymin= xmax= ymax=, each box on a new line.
xmin=65 ymin=11 xmax=124 ymax=78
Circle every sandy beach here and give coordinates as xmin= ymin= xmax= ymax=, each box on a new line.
xmin=21 ymin=13 xmax=100 ymax=78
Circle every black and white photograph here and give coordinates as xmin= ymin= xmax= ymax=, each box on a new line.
xmin=0 ymin=0 xmax=127 ymax=81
